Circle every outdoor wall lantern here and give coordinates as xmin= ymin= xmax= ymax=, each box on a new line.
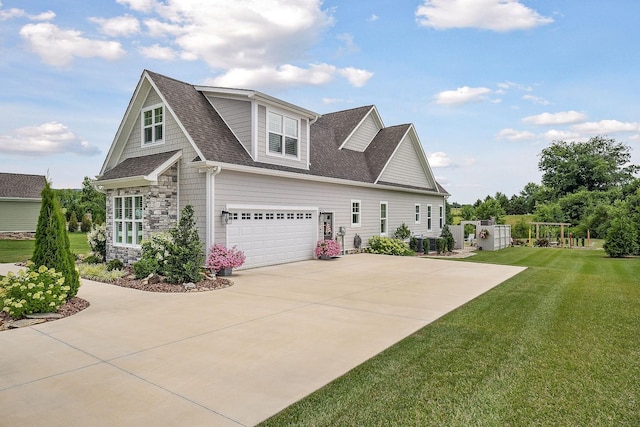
xmin=221 ymin=210 xmax=230 ymax=224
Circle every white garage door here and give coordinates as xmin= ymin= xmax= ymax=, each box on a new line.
xmin=227 ymin=208 xmax=317 ymax=269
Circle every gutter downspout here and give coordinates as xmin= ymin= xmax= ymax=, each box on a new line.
xmin=205 ymin=165 xmax=222 ymax=255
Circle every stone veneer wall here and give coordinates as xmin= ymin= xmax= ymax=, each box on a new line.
xmin=105 ymin=165 xmax=178 ymax=265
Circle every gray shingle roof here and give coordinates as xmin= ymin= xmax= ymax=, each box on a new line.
xmin=0 ymin=173 xmax=46 ymax=199
xmin=105 ymin=70 xmax=447 ymax=194
xmin=99 ymin=150 xmax=181 ymax=181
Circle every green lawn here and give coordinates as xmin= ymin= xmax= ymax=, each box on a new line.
xmin=0 ymin=232 xmax=90 ymax=263
xmin=261 ymin=248 xmax=640 ymax=426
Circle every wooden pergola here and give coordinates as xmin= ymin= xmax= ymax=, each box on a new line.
xmin=530 ymin=222 xmax=572 ymax=247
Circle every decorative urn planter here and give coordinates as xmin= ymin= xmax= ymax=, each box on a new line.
xmin=216 ymin=268 xmax=233 ymax=277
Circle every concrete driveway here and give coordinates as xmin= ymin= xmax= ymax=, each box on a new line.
xmin=0 ymin=254 xmax=524 ymax=426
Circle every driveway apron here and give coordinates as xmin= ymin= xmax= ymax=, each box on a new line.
xmin=0 ymin=254 xmax=525 ymax=426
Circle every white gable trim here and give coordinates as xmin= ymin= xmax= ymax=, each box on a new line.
xmin=97 ymin=150 xmax=182 ymax=190
xmin=100 ymin=72 xmax=205 ymax=176
xmin=338 ymin=106 xmax=384 ymax=151
xmin=374 ymin=124 xmax=437 ymax=188
xmin=192 ymin=160 xmax=444 ymax=197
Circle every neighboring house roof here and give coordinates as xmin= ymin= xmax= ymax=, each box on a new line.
xmin=98 ymin=70 xmax=449 ymax=196
xmin=0 ymin=173 xmax=46 ymax=199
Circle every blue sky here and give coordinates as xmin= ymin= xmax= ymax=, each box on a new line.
xmin=1 ymin=0 xmax=639 ymax=203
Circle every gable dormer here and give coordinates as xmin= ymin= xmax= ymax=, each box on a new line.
xmin=339 ymin=106 xmax=384 ymax=152
xmin=196 ymin=86 xmax=318 ymax=170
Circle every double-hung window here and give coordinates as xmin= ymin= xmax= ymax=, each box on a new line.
xmin=268 ymin=111 xmax=298 ymax=157
xmin=351 ymin=200 xmax=361 ymax=227
xmin=114 ymin=195 xmax=143 ymax=246
xmin=380 ymin=201 xmax=388 ymax=235
xmin=439 ymin=205 xmax=444 ymax=229
xmin=427 ymin=204 xmax=432 ymax=230
xmin=415 ymin=203 xmax=421 ymax=225
xmin=142 ymin=105 xmax=164 ymax=145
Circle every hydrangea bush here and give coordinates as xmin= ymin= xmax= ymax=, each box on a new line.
xmin=206 ymin=244 xmax=246 ymax=272
xmin=133 ymin=232 xmax=173 ymax=279
xmin=87 ymin=223 xmax=107 ymax=262
xmin=314 ymin=239 xmax=341 ymax=258
xmin=1 ymin=263 xmax=72 ymax=319
xmin=366 ymin=236 xmax=414 ymax=256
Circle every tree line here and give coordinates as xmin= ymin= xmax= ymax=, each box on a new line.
xmin=450 ymin=136 xmax=640 ymax=257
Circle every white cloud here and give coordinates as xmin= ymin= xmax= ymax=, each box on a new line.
xmin=336 ymin=33 xmax=358 ymax=55
xmin=338 ymin=67 xmax=373 ymax=87
xmin=116 ymin=0 xmax=158 ymax=13
xmin=435 ymin=86 xmax=492 ymax=105
xmin=416 ymin=0 xmax=553 ymax=31
xmin=322 ymin=98 xmax=346 ymax=104
xmin=139 ymin=44 xmax=177 ymax=60
xmin=90 ymin=15 xmax=140 ymax=37
xmin=0 ymin=3 xmax=55 ymax=21
xmin=124 ymin=0 xmax=335 ymax=70
xmin=0 ymin=122 xmax=100 ymax=156
xmin=523 ymin=110 xmax=586 ymax=126
xmin=368 ymin=14 xmax=379 ymax=22
xmin=208 ymin=63 xmax=371 ymax=89
xmin=543 ymin=129 xmax=581 ymax=141
xmin=497 ymin=128 xmax=537 ymax=141
xmin=20 ymin=23 xmax=125 ymax=67
xmin=571 ymin=120 xmax=640 ymax=134
xmin=522 ymin=94 xmax=550 ymax=105
xmin=427 ymin=151 xmax=452 ymax=168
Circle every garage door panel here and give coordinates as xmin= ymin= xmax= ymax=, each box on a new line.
xmin=227 ymin=209 xmax=316 ymax=269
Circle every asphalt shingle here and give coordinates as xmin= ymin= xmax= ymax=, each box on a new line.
xmin=0 ymin=173 xmax=46 ymax=199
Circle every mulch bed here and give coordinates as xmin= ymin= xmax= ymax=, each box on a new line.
xmin=1 ymin=268 xmax=233 ymax=331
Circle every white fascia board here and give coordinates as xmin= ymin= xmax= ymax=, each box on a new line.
xmin=195 ymin=85 xmax=319 ymax=119
xmin=201 ymin=161 xmax=443 ymax=196
xmin=95 ymin=176 xmax=153 ymax=190
xmin=338 ymin=106 xmax=379 ymax=150
xmin=146 ymin=78 xmax=207 ymax=162
xmin=144 ymin=150 xmax=183 ymax=182
xmin=99 ymin=73 xmax=150 ymax=175
xmin=0 ymin=197 xmax=41 ymax=202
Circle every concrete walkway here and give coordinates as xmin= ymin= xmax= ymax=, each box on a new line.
xmin=0 ymin=254 xmax=525 ymax=426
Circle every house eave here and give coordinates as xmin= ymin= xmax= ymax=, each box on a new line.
xmin=195 ymin=161 xmax=445 ymax=196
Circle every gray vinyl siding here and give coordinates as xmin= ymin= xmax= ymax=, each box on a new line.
xmin=118 ymin=86 xmax=208 ymax=244
xmin=213 ymin=170 xmax=445 ymax=251
xmin=379 ymin=135 xmax=434 ymax=188
xmin=0 ymin=199 xmax=41 ymax=232
xmin=342 ymin=113 xmax=379 ymax=152
xmin=207 ymin=96 xmax=252 ymax=154
xmin=256 ymin=105 xmax=309 ymax=169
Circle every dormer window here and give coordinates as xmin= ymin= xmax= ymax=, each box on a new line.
xmin=142 ymin=104 xmax=164 ymax=145
xmin=268 ymin=111 xmax=298 ymax=157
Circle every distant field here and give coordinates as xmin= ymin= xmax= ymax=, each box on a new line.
xmin=0 ymin=232 xmax=90 ymax=263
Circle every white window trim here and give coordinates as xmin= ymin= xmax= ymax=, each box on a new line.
xmin=415 ymin=203 xmax=421 ymax=225
xmin=351 ymin=199 xmax=361 ymax=228
xmin=141 ymin=103 xmax=165 ymax=147
xmin=380 ymin=201 xmax=388 ymax=236
xmin=439 ymin=205 xmax=444 ymax=229
xmin=113 ymin=195 xmax=144 ymax=248
xmin=266 ymin=109 xmax=301 ymax=160
xmin=427 ymin=204 xmax=433 ymax=231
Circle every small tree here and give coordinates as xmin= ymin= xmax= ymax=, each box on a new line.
xmin=68 ymin=211 xmax=78 ymax=232
xmin=164 ymin=205 xmax=204 ymax=283
xmin=32 ymin=180 xmax=80 ymax=299
xmin=80 ymin=215 xmax=92 ymax=233
xmin=603 ymin=206 xmax=639 ymax=258
xmin=440 ymin=224 xmax=455 ymax=252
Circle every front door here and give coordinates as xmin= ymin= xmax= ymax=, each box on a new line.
xmin=321 ymin=212 xmax=333 ymax=240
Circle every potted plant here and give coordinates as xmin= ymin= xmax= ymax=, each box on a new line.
xmin=206 ymin=244 xmax=246 ymax=276
xmin=315 ymin=239 xmax=341 ymax=260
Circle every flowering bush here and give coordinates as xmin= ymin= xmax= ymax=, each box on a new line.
xmin=77 ymin=263 xmax=126 ymax=282
xmin=206 ymin=244 xmax=246 ymax=272
xmin=366 ymin=236 xmax=413 ymax=256
xmin=133 ymin=232 xmax=173 ymax=279
xmin=87 ymin=223 xmax=107 ymax=262
xmin=1 ymin=263 xmax=71 ymax=319
xmin=479 ymin=229 xmax=490 ymax=239
xmin=315 ymin=239 xmax=341 ymax=258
